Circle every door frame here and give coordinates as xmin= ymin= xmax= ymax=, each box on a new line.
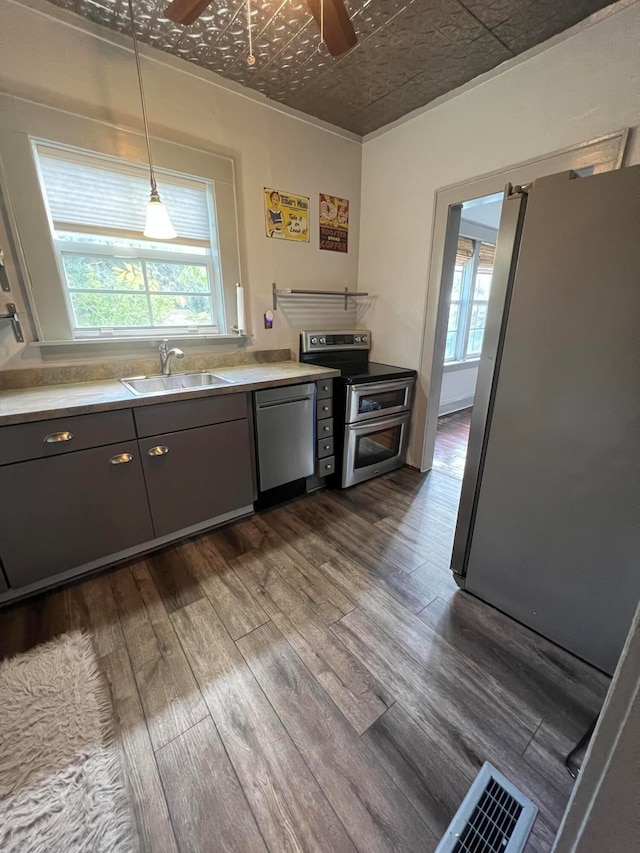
xmin=412 ymin=128 xmax=629 ymax=473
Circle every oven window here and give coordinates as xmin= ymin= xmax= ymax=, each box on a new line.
xmin=357 ymin=388 xmax=406 ymax=414
xmin=354 ymin=425 xmax=403 ymax=469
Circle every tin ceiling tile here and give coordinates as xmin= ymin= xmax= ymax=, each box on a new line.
xmin=461 ymin=0 xmax=613 ymax=53
xmin=43 ymin=0 xmax=616 ymax=135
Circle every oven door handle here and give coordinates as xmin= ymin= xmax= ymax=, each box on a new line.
xmin=347 ymin=378 xmax=414 ymax=395
xmin=346 ymin=411 xmax=411 ymax=435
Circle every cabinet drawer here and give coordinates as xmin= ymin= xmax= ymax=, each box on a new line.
xmin=134 ymin=393 xmax=248 ymax=438
xmin=318 ymin=456 xmax=336 ymax=477
xmin=317 ymin=418 xmax=334 ymax=439
xmin=316 ymin=379 xmax=333 ymax=400
xmin=0 ymin=440 xmax=153 ymax=588
xmin=317 ymin=398 xmax=333 ymax=420
xmin=0 ymin=409 xmax=135 ymax=466
xmin=139 ymin=420 xmax=255 ymax=537
xmin=317 ymin=436 xmax=334 ymax=459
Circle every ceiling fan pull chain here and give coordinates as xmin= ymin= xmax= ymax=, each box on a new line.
xmin=320 ymin=0 xmax=325 ymax=48
xmin=246 ymin=0 xmax=256 ymax=65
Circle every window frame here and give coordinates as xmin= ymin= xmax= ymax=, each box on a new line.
xmin=51 ymin=236 xmax=223 ymax=339
xmin=0 ymin=95 xmax=242 ymax=344
xmin=445 ymin=225 xmax=497 ymax=365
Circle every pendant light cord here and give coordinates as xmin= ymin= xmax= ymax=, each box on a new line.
xmin=127 ymin=0 xmax=157 ymax=195
xmin=246 ymin=0 xmax=255 ymax=64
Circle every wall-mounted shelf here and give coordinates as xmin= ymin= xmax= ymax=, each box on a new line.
xmin=0 ymin=304 xmax=24 ymax=343
xmin=272 ymin=282 xmax=369 ymax=311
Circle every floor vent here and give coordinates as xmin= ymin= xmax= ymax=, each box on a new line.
xmin=436 ymin=763 xmax=538 ymax=853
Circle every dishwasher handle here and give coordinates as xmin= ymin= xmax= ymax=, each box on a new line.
xmin=254 ymin=382 xmax=316 ymax=408
xmin=256 ymin=394 xmax=314 ymax=410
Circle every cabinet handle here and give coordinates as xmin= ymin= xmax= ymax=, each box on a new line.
xmin=44 ymin=431 xmax=73 ymax=443
xmin=109 ymin=452 xmax=134 ymax=465
xmin=147 ymin=445 xmax=169 ymax=457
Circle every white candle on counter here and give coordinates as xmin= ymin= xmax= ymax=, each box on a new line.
xmin=236 ymin=283 xmax=245 ymax=334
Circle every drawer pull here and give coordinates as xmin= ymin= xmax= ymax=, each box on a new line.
xmin=148 ymin=445 xmax=169 ymax=457
xmin=44 ymin=431 xmax=73 ymax=444
xmin=323 ymin=444 xmax=331 ymax=451
xmin=322 ymin=385 xmax=330 ymax=392
xmin=322 ymin=425 xmax=331 ymax=432
xmin=320 ymin=405 xmax=330 ymax=412
xmin=109 ymin=452 xmax=134 ymax=465
xmin=325 ymin=464 xmax=332 ymax=470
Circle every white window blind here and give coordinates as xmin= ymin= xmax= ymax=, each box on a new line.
xmin=35 ymin=144 xmax=212 ymax=244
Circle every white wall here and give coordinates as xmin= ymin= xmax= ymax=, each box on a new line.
xmin=439 ymin=365 xmax=478 ymax=415
xmin=0 ymin=0 xmax=362 ymax=369
xmin=358 ymin=1 xmax=640 ymax=384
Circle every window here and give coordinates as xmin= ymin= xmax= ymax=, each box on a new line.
xmin=445 ymin=236 xmax=495 ymax=362
xmin=33 ymin=142 xmax=225 ymax=338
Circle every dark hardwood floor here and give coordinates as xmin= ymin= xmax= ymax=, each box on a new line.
xmin=433 ymin=407 xmax=472 ymax=480
xmin=0 ymin=430 xmax=608 ymax=852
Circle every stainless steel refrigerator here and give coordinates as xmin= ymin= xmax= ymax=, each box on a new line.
xmin=451 ymin=165 xmax=640 ymax=676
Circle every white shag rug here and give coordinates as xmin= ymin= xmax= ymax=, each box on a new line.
xmin=0 ymin=630 xmax=134 ymax=853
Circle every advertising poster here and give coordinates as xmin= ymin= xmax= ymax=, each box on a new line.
xmin=264 ymin=188 xmax=309 ymax=242
xmin=319 ymin=194 xmax=349 ymax=253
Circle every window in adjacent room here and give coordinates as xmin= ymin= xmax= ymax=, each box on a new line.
xmin=444 ymin=236 xmax=495 ymax=362
xmin=33 ymin=142 xmax=225 ymax=338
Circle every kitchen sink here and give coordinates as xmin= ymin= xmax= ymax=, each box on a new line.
xmin=121 ymin=372 xmax=235 ymax=396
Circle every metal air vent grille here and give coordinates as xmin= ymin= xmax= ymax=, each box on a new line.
xmin=436 ymin=763 xmax=538 ymax=853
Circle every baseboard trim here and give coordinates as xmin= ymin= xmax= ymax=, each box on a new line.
xmin=439 ymin=396 xmax=474 ymax=417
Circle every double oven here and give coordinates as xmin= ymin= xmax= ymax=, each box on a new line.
xmin=300 ymin=331 xmax=416 ymax=488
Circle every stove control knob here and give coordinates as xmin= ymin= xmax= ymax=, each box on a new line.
xmin=319 ymin=337 xmax=326 ymax=345
xmin=310 ymin=336 xmax=318 ymax=345
xmin=362 ymin=335 xmax=368 ymax=344
xmin=354 ymin=336 xmax=361 ymax=343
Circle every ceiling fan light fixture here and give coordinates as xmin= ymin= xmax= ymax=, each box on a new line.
xmin=145 ymin=189 xmax=177 ymax=240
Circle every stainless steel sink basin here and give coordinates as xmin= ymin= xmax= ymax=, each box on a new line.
xmin=121 ymin=372 xmax=235 ymax=396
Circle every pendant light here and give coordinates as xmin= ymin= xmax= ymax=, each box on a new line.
xmin=127 ymin=0 xmax=176 ymax=240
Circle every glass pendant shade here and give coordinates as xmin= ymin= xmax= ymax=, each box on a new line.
xmin=144 ymin=190 xmax=177 ymax=240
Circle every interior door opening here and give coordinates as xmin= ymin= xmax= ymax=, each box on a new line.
xmin=433 ymin=192 xmax=502 ymax=482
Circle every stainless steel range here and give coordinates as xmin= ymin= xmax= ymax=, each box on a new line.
xmin=300 ymin=330 xmax=416 ymax=487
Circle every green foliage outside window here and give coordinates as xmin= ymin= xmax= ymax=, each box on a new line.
xmin=62 ymin=255 xmax=214 ymax=328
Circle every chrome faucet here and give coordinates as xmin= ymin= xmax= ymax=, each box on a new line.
xmin=159 ymin=339 xmax=184 ymax=375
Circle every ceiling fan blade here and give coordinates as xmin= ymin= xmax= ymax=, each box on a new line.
xmin=164 ymin=0 xmax=213 ymax=25
xmin=305 ymin=0 xmax=358 ymax=57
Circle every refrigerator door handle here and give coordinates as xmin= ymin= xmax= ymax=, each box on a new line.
xmin=450 ymin=185 xmax=529 ymax=582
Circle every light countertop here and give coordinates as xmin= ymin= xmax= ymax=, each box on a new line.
xmin=0 ymin=361 xmax=339 ymax=427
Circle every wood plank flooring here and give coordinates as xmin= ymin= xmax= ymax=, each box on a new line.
xmin=433 ymin=407 xmax=472 ymax=480
xmin=0 ymin=430 xmax=609 ymax=852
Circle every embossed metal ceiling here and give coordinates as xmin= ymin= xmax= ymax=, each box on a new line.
xmin=44 ymin=0 xmax=615 ymax=135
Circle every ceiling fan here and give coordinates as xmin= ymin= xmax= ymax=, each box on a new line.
xmin=163 ymin=0 xmax=358 ymax=58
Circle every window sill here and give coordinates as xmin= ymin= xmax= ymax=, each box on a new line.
xmin=28 ymin=333 xmax=252 ymax=349
xmin=443 ymin=358 xmax=480 ymax=373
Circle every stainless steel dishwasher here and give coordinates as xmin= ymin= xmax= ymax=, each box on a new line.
xmin=254 ymin=383 xmax=315 ymax=492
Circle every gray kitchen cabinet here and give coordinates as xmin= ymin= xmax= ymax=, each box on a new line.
xmin=0 ymin=441 xmax=153 ymax=588
xmin=0 ymin=409 xmax=135 ymax=466
xmin=139 ymin=418 xmax=254 ymax=537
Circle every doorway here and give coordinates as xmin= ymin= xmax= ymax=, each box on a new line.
xmin=433 ymin=192 xmax=503 ymax=481
xmin=411 ymin=129 xmax=629 ymax=478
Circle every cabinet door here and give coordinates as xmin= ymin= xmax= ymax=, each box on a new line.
xmin=0 ymin=441 xmax=154 ymax=588
xmin=139 ymin=419 xmax=254 ymax=537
